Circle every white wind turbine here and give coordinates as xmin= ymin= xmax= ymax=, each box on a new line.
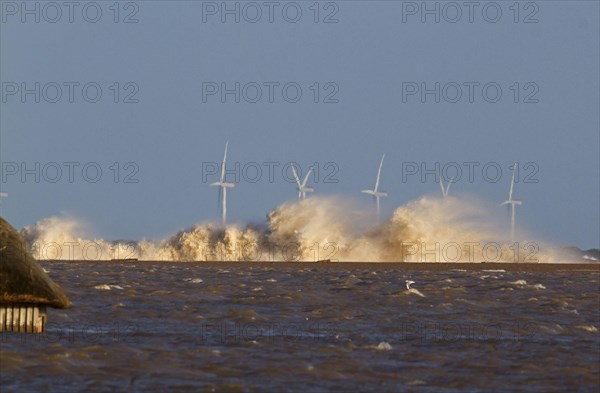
xmin=210 ymin=141 xmax=235 ymax=225
xmin=439 ymin=177 xmax=454 ymax=197
xmin=500 ymin=163 xmax=522 ymax=243
xmin=361 ymin=154 xmax=388 ymax=219
xmin=291 ymin=165 xmax=314 ymax=200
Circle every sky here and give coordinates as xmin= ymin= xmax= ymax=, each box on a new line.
xmin=0 ymin=0 xmax=598 ymax=249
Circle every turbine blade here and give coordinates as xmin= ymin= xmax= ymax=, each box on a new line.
xmin=220 ymin=141 xmax=229 ymax=183
xmin=508 ymin=163 xmax=516 ymax=200
xmin=302 ymin=167 xmax=313 ymax=188
xmin=291 ymin=165 xmax=301 ymax=187
xmin=374 ymin=154 xmax=385 ymax=192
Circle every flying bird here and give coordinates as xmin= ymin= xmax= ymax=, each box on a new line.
xmin=405 ymin=279 xmax=425 ymax=297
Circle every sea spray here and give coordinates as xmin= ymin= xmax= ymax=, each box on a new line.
xmin=20 ymin=196 xmax=555 ymax=262
xmin=21 ymin=216 xmax=118 ymax=261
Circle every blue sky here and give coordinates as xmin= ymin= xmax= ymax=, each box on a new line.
xmin=1 ymin=1 xmax=598 ymax=248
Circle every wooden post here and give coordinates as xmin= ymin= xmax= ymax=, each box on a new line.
xmin=0 ymin=305 xmax=5 ymax=331
xmin=19 ymin=307 xmax=26 ymax=333
xmin=13 ymin=305 xmax=18 ymax=331
xmin=6 ymin=306 xmax=12 ymax=332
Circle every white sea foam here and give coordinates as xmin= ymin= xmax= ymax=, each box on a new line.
xmin=375 ymin=342 xmax=392 ymax=351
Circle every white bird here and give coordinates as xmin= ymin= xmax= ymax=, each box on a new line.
xmin=291 ymin=165 xmax=314 ymax=200
xmin=210 ymin=141 xmax=235 ymax=225
xmin=405 ymin=279 xmax=425 ymax=297
xmin=439 ymin=177 xmax=454 ymax=198
xmin=500 ymin=163 xmax=522 ymax=243
xmin=361 ymin=154 xmax=388 ymax=220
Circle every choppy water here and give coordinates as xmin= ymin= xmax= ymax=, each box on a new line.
xmin=1 ymin=262 xmax=599 ymax=392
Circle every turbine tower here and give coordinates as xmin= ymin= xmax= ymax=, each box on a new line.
xmin=0 ymin=192 xmax=7 ymax=213
xmin=361 ymin=154 xmax=388 ymax=219
xmin=291 ymin=165 xmax=314 ymax=199
xmin=500 ymin=163 xmax=522 ymax=243
xmin=210 ymin=141 xmax=235 ymax=225
xmin=439 ymin=177 xmax=454 ymax=197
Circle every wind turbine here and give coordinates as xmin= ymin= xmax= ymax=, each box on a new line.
xmin=361 ymin=154 xmax=388 ymax=219
xmin=500 ymin=163 xmax=522 ymax=243
xmin=210 ymin=141 xmax=235 ymax=225
xmin=439 ymin=177 xmax=454 ymax=197
xmin=291 ymin=165 xmax=314 ymax=199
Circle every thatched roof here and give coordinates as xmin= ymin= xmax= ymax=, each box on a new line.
xmin=0 ymin=217 xmax=72 ymax=308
